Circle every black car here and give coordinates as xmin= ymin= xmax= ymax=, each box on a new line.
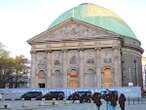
xmin=37 ymin=91 xmax=65 ymax=100
xmin=21 ymin=91 xmax=42 ymax=100
xmin=67 ymin=91 xmax=92 ymax=103
xmin=76 ymin=91 xmax=92 ymax=97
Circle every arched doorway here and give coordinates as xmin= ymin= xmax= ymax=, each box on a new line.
xmin=84 ymin=69 xmax=96 ymax=87
xmin=103 ymin=66 xmax=113 ymax=87
xmin=67 ymin=70 xmax=79 ymax=88
xmin=37 ymin=70 xmax=46 ymax=88
xmin=54 ymin=70 xmax=64 ymax=87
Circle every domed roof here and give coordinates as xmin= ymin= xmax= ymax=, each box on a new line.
xmin=50 ymin=3 xmax=136 ymax=39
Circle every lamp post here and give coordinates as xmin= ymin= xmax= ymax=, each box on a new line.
xmin=134 ymin=59 xmax=137 ymax=86
xmin=121 ymin=60 xmax=124 ymax=86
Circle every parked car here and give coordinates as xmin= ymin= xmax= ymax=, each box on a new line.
xmin=21 ymin=91 xmax=42 ymax=100
xmin=67 ymin=91 xmax=92 ymax=103
xmin=37 ymin=91 xmax=65 ymax=100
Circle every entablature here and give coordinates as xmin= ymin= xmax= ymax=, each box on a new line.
xmin=31 ymin=38 xmax=122 ymax=53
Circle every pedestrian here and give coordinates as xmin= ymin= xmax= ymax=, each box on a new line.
xmin=118 ymin=93 xmax=126 ymax=110
xmin=109 ymin=91 xmax=118 ymax=110
xmin=104 ymin=92 xmax=111 ymax=110
xmin=72 ymin=92 xmax=80 ymax=103
xmin=92 ymin=92 xmax=102 ymax=110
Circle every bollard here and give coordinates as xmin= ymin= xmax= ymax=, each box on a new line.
xmin=132 ymin=98 xmax=134 ymax=105
xmin=128 ymin=97 xmax=130 ymax=105
xmin=141 ymin=98 xmax=143 ymax=104
xmin=22 ymin=103 xmax=25 ymax=107
xmin=52 ymin=98 xmax=56 ymax=105
xmin=138 ymin=97 xmax=140 ymax=104
xmin=63 ymin=98 xmax=67 ymax=104
xmin=4 ymin=104 xmax=8 ymax=109
xmin=106 ymin=101 xmax=109 ymax=110
xmin=40 ymin=99 xmax=45 ymax=106
xmin=52 ymin=101 xmax=55 ymax=105
xmin=22 ymin=98 xmax=25 ymax=107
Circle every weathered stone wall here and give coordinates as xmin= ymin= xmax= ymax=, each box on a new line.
xmin=29 ymin=20 xmax=143 ymax=88
xmin=121 ymin=48 xmax=143 ymax=86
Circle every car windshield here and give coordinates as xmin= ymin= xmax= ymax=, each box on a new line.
xmin=44 ymin=91 xmax=64 ymax=96
xmin=23 ymin=92 xmax=41 ymax=97
xmin=76 ymin=91 xmax=92 ymax=95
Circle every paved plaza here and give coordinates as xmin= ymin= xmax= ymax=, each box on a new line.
xmin=0 ymin=100 xmax=146 ymax=110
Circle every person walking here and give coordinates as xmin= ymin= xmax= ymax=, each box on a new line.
xmin=118 ymin=93 xmax=126 ymax=110
xmin=72 ymin=92 xmax=80 ymax=103
xmin=109 ymin=91 xmax=118 ymax=110
xmin=104 ymin=92 xmax=111 ymax=110
xmin=92 ymin=92 xmax=102 ymax=110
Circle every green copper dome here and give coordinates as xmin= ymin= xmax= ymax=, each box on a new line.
xmin=50 ymin=3 xmax=136 ymax=39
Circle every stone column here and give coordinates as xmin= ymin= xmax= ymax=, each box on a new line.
xmin=47 ymin=50 xmax=52 ymax=87
xmin=112 ymin=46 xmax=122 ymax=86
xmin=96 ymin=48 xmax=102 ymax=88
xmin=62 ymin=49 xmax=68 ymax=88
xmin=79 ymin=49 xmax=84 ymax=87
xmin=31 ymin=51 xmax=38 ymax=87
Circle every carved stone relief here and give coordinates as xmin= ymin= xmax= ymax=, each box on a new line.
xmin=51 ymin=23 xmax=98 ymax=39
xmin=70 ymin=56 xmax=77 ymax=64
xmin=104 ymin=58 xmax=112 ymax=63
xmin=87 ymin=58 xmax=95 ymax=64
xmin=31 ymin=21 xmax=113 ymax=43
xmin=37 ymin=52 xmax=47 ymax=70
xmin=54 ymin=60 xmax=60 ymax=65
xmin=52 ymin=51 xmax=62 ymax=67
xmin=84 ymin=49 xmax=96 ymax=66
xmin=68 ymin=50 xmax=79 ymax=66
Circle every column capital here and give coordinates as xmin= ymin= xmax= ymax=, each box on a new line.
xmin=61 ymin=49 xmax=68 ymax=53
xmin=30 ymin=50 xmax=37 ymax=54
xmin=95 ymin=47 xmax=101 ymax=51
xmin=112 ymin=45 xmax=121 ymax=50
xmin=48 ymin=49 xmax=52 ymax=53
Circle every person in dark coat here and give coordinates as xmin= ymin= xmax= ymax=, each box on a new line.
xmin=92 ymin=92 xmax=102 ymax=110
xmin=72 ymin=92 xmax=80 ymax=103
xmin=104 ymin=92 xmax=111 ymax=110
xmin=109 ymin=92 xmax=118 ymax=110
xmin=118 ymin=93 xmax=126 ymax=110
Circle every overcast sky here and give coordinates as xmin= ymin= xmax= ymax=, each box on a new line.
xmin=0 ymin=0 xmax=146 ymax=59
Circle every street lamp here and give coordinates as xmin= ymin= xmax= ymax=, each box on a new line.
xmin=121 ymin=60 xmax=124 ymax=86
xmin=134 ymin=59 xmax=137 ymax=86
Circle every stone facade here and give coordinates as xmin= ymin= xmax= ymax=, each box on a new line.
xmin=28 ymin=19 xmax=143 ymax=88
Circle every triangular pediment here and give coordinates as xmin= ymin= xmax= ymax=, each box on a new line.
xmin=28 ymin=18 xmax=119 ymax=44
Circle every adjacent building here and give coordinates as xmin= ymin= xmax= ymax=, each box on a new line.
xmin=142 ymin=57 xmax=146 ymax=91
xmin=27 ymin=3 xmax=143 ymax=88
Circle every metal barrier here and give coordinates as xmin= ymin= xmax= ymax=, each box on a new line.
xmin=127 ymin=97 xmax=146 ymax=105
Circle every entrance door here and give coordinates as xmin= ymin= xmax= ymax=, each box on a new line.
xmin=103 ymin=67 xmax=113 ymax=87
xmin=39 ymin=83 xmax=45 ymax=88
xmin=68 ymin=70 xmax=79 ymax=88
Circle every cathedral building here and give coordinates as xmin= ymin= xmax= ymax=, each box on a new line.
xmin=27 ymin=3 xmax=143 ymax=88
